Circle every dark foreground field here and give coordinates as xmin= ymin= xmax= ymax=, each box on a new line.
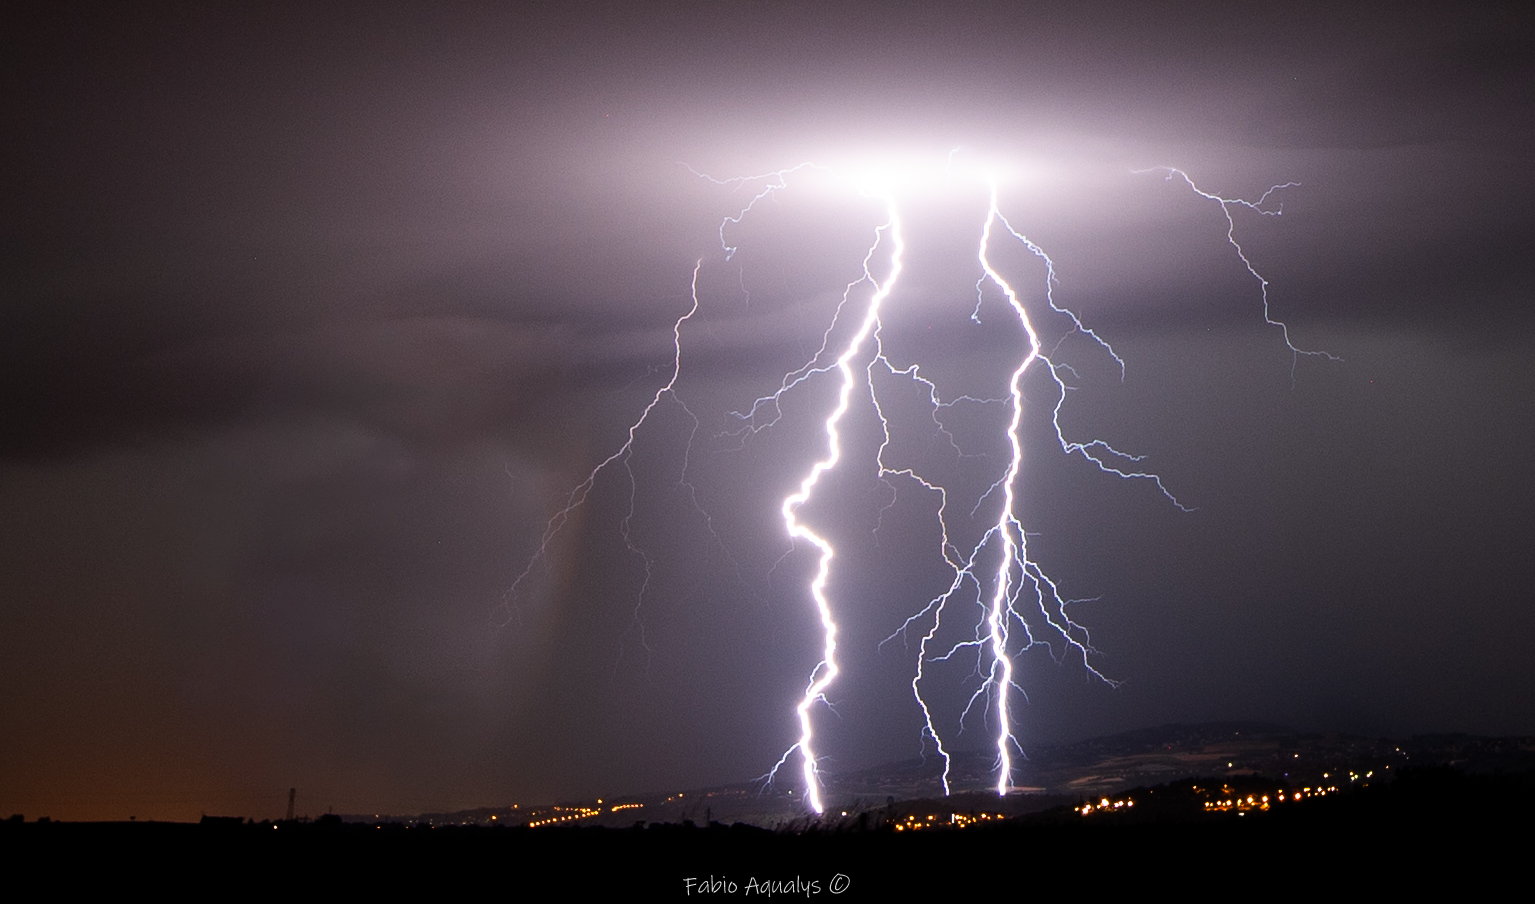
xmin=6 ymin=768 xmax=1527 ymax=895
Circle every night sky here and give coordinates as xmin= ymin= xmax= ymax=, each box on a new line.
xmin=5 ymin=1 xmax=1533 ymax=822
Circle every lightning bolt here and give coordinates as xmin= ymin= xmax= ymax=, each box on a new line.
xmin=764 ymin=187 xmax=904 ymax=816
xmin=1142 ymin=167 xmax=1341 ymax=375
xmin=751 ymin=163 xmax=1324 ymax=810
xmin=874 ymin=180 xmax=1165 ymax=802
xmin=499 ymin=154 xmax=1329 ymax=815
xmin=747 ymin=161 xmax=1161 ymax=811
xmin=493 ymin=262 xmax=704 ymax=641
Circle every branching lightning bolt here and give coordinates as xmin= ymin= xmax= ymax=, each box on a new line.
xmin=747 ymin=164 xmax=1177 ymax=810
xmin=762 ymin=190 xmax=904 ymax=816
xmin=499 ymin=155 xmax=1331 ymax=815
xmin=494 ymin=263 xmax=704 ymax=638
xmin=1141 ymin=167 xmax=1341 ymax=376
xmin=875 ymin=181 xmax=1166 ymax=801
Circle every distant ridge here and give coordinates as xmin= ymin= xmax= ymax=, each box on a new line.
xmin=340 ymin=723 xmax=1535 ymax=828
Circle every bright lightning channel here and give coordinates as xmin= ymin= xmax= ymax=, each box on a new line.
xmin=499 ymin=156 xmax=1329 ymax=815
xmin=741 ymin=158 xmax=1165 ymax=812
xmin=762 ymin=186 xmax=903 ymax=816
xmin=747 ymin=162 xmax=1325 ymax=810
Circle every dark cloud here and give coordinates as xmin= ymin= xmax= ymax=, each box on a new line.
xmin=3 ymin=1 xmax=1532 ymax=820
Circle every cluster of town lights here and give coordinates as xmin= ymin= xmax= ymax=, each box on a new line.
xmin=892 ymin=812 xmax=1004 ymax=831
xmin=527 ymin=806 xmax=600 ymax=828
xmin=1077 ymin=778 xmax=1359 ymax=818
xmin=524 ymin=801 xmax=644 ymax=827
xmin=1078 ymin=797 xmax=1136 ymax=815
xmin=1202 ymin=786 xmax=1340 ymax=813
